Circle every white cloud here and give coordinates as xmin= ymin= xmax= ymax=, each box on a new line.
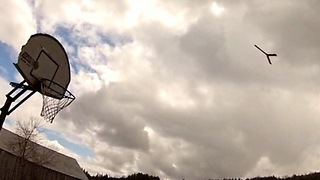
xmin=210 ymin=2 xmax=225 ymax=16
xmin=0 ymin=0 xmax=36 ymax=52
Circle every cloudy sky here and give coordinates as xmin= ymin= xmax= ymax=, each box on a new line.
xmin=1 ymin=0 xmax=320 ymax=179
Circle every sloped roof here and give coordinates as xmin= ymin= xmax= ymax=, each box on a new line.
xmin=0 ymin=128 xmax=88 ymax=180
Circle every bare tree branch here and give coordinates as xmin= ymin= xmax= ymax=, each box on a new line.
xmin=6 ymin=117 xmax=58 ymax=167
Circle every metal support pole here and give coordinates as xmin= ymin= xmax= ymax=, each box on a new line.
xmin=0 ymin=80 xmax=35 ymax=132
xmin=0 ymin=97 xmax=14 ymax=132
xmin=8 ymin=90 xmax=36 ymax=115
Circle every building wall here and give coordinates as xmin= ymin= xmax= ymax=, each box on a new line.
xmin=0 ymin=149 xmax=81 ymax=180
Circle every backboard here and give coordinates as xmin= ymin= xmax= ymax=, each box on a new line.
xmin=0 ymin=33 xmax=75 ymax=126
xmin=14 ymin=33 xmax=71 ymax=99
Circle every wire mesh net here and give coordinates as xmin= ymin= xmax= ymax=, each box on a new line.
xmin=40 ymin=79 xmax=75 ymax=123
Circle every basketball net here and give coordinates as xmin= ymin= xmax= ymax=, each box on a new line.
xmin=40 ymin=80 xmax=75 ymax=123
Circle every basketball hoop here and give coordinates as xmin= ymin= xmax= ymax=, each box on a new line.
xmin=40 ymin=79 xmax=75 ymax=123
xmin=0 ymin=33 xmax=76 ymax=132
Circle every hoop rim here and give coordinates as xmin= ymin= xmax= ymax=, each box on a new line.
xmin=40 ymin=78 xmax=75 ymax=100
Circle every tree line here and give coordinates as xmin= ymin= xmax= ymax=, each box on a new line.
xmin=82 ymin=170 xmax=160 ymax=180
xmin=82 ymin=171 xmax=320 ymax=180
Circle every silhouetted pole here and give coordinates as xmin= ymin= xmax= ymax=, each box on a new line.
xmin=0 ymin=96 xmax=13 ymax=132
xmin=0 ymin=80 xmax=36 ymax=132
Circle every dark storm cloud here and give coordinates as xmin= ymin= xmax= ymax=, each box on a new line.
xmin=61 ymin=84 xmax=149 ymax=152
xmin=137 ymin=84 xmax=320 ymax=178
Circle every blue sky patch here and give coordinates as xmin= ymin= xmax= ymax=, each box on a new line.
xmin=0 ymin=42 xmax=18 ymax=81
xmin=44 ymin=129 xmax=95 ymax=158
xmin=4 ymin=118 xmax=13 ymax=127
xmin=54 ymin=25 xmax=78 ymax=50
xmin=54 ymin=23 xmax=131 ymax=48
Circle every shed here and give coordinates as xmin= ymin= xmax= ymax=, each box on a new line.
xmin=0 ymin=128 xmax=88 ymax=180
